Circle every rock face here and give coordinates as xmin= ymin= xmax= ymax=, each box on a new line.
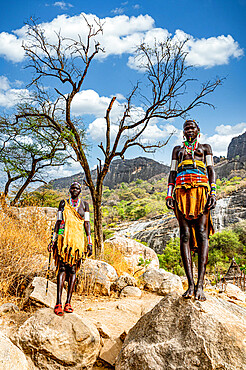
xmin=116 ymin=292 xmax=246 ymax=370
xmin=106 ymin=235 xmax=159 ymax=271
xmin=227 ymin=131 xmax=246 ymax=160
xmin=0 ymin=332 xmax=29 ymax=370
xmin=48 ymin=157 xmax=170 ymax=191
xmin=13 ymin=307 xmax=100 ymax=370
xmin=214 ymin=159 xmax=246 ymax=179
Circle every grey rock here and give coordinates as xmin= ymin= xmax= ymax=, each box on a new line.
xmin=227 ymin=131 xmax=246 ymax=160
xmin=116 ymin=292 xmax=246 ymax=370
xmin=99 ymin=337 xmax=123 ymax=366
xmin=120 ymin=286 xmax=142 ymax=298
xmin=112 ymin=273 xmax=137 ymax=292
xmin=12 ymin=307 xmax=100 ymax=370
xmin=158 ymin=273 xmax=183 ymax=296
xmin=0 ymin=331 xmax=29 ymax=370
xmin=139 ymin=268 xmax=171 ymax=292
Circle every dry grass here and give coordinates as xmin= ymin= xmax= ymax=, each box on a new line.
xmin=0 ymin=208 xmax=51 ymax=302
xmin=103 ymin=242 xmax=132 ymax=276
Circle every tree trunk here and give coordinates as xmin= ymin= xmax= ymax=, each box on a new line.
xmin=93 ymin=195 xmax=104 ymax=259
xmin=10 ymin=174 xmax=33 ymax=206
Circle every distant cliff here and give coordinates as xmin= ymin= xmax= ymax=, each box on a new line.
xmin=227 ymin=131 xmax=246 ymax=160
xmin=48 ymin=157 xmax=170 ymax=190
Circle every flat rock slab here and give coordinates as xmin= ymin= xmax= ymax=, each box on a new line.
xmin=116 ymin=292 xmax=246 ymax=370
xmin=12 ymin=307 xmax=100 ymax=370
xmin=24 ymin=276 xmax=66 ymax=308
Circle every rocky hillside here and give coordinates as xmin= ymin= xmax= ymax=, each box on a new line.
xmin=228 ymin=131 xmax=246 ymax=160
xmin=48 ymin=157 xmax=170 ymax=190
xmin=47 ymin=131 xmax=246 ymax=191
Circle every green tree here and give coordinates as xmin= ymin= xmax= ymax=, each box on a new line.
xmin=158 ymin=237 xmax=185 ymax=276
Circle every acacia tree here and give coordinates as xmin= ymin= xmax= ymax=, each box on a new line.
xmin=0 ymin=116 xmax=71 ymax=206
xmin=15 ymin=18 xmax=222 ymax=257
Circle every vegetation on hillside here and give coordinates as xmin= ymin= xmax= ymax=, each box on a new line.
xmin=158 ymin=221 xmax=246 ymax=277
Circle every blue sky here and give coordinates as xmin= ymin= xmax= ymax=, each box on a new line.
xmin=0 ymin=0 xmax=245 ymax=180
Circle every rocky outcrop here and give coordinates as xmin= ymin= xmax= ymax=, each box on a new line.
xmin=48 ymin=157 xmax=170 ymax=191
xmin=116 ymin=292 xmax=246 ymax=370
xmin=12 ymin=307 xmax=100 ymax=370
xmin=0 ymin=332 xmax=30 ymax=370
xmin=227 ymin=131 xmax=246 ymax=160
xmin=214 ymin=158 xmax=246 ymax=179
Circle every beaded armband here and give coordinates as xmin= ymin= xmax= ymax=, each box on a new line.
xmin=210 ymin=183 xmax=216 ymax=197
xmin=166 ymin=183 xmax=174 ymax=200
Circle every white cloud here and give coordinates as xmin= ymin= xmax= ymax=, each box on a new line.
xmin=71 ymin=89 xmax=125 ymax=121
xmin=0 ymin=32 xmax=25 ymax=62
xmin=0 ymin=12 xmax=242 ymax=69
xmin=133 ymin=4 xmax=140 ymax=9
xmin=0 ymin=76 xmax=10 ymax=91
xmin=53 ymin=1 xmax=73 ymax=10
xmin=0 ymin=76 xmax=30 ymax=108
xmin=203 ymin=123 xmax=246 ymax=157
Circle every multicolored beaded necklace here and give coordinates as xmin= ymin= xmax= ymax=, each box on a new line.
xmin=69 ymin=197 xmax=81 ymax=212
xmin=183 ymin=138 xmax=198 ymax=168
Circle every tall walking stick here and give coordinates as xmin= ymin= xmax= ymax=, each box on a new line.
xmin=46 ymin=227 xmax=54 ymax=295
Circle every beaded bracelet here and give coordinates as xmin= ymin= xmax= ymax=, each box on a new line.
xmin=166 ymin=183 xmax=174 ymax=200
xmin=210 ymin=183 xmax=216 ymax=197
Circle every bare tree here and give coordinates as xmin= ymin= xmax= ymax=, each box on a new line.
xmin=0 ymin=115 xmax=71 ymax=206
xmin=14 ymin=18 xmax=222 ymax=257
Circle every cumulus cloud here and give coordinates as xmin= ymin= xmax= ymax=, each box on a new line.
xmin=0 ymin=12 xmax=242 ymax=69
xmin=0 ymin=32 xmax=25 ymax=62
xmin=71 ymin=89 xmax=125 ymax=120
xmin=0 ymin=76 xmax=30 ymax=108
xmin=174 ymin=30 xmax=244 ymax=68
xmin=205 ymin=123 xmax=246 ymax=156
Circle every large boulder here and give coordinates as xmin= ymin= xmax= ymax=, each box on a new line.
xmin=106 ymin=235 xmax=159 ymax=272
xmin=116 ymin=292 xmax=246 ymax=370
xmin=0 ymin=332 xmax=29 ymax=370
xmin=12 ymin=307 xmax=100 ymax=370
xmin=78 ymin=259 xmax=118 ymax=296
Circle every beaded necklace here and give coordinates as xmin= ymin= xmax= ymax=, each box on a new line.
xmin=183 ymin=138 xmax=198 ymax=168
xmin=69 ymin=197 xmax=81 ymax=212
